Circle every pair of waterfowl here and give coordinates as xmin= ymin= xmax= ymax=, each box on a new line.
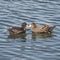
xmin=8 ymin=22 xmax=56 ymax=34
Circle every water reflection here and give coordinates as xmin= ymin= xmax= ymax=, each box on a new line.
xmin=8 ymin=33 xmax=26 ymax=42
xmin=8 ymin=32 xmax=53 ymax=41
xmin=32 ymin=32 xmax=53 ymax=40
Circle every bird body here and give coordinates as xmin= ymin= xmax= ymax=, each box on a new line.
xmin=31 ymin=23 xmax=56 ymax=33
xmin=8 ymin=22 xmax=27 ymax=34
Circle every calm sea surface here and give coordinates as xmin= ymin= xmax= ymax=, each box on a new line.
xmin=0 ymin=0 xmax=60 ymax=60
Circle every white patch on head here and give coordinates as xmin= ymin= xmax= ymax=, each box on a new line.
xmin=26 ymin=24 xmax=31 ymax=29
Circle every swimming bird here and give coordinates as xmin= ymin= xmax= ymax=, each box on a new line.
xmin=8 ymin=22 xmax=27 ymax=34
xmin=30 ymin=23 xmax=56 ymax=33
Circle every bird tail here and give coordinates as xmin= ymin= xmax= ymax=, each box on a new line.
xmin=49 ymin=26 xmax=56 ymax=32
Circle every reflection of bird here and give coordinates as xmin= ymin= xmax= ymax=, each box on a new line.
xmin=8 ymin=22 xmax=27 ymax=34
xmin=30 ymin=23 xmax=56 ymax=33
xmin=8 ymin=33 xmax=26 ymax=42
xmin=32 ymin=32 xmax=52 ymax=39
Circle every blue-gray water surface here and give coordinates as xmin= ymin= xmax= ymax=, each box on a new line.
xmin=0 ymin=0 xmax=60 ymax=60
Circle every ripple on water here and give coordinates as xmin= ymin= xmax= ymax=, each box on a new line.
xmin=0 ymin=0 xmax=60 ymax=60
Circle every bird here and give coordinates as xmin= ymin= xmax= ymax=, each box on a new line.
xmin=8 ymin=22 xmax=27 ymax=34
xmin=30 ymin=23 xmax=56 ymax=33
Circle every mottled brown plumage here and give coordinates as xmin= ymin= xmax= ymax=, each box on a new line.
xmin=8 ymin=22 xmax=27 ymax=34
xmin=31 ymin=23 xmax=56 ymax=33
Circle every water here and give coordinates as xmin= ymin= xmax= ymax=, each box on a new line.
xmin=0 ymin=0 xmax=60 ymax=60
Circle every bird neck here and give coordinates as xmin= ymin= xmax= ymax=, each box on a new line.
xmin=21 ymin=26 xmax=26 ymax=30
